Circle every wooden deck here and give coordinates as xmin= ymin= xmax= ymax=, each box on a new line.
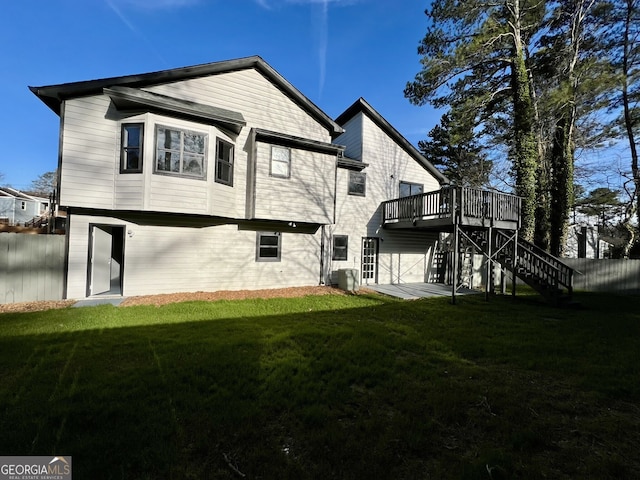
xmin=381 ymin=186 xmax=521 ymax=231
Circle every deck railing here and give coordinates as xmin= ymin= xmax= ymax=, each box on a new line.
xmin=382 ymin=186 xmax=521 ymax=226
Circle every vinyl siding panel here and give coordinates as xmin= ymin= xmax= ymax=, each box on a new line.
xmin=60 ymin=96 xmax=116 ymax=209
xmin=146 ymin=69 xmax=329 ymax=142
xmin=362 ymin=114 xmax=440 ymax=195
xmin=329 ymin=111 xmax=440 ymax=286
xmin=66 ymin=213 xmax=322 ymax=299
xmin=336 ymin=115 xmax=363 ymax=160
xmin=252 ymin=142 xmax=335 ymax=224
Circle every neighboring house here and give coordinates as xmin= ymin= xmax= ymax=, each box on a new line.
xmin=33 ymin=56 xmax=565 ymax=303
xmin=0 ymin=187 xmax=49 ymax=226
xmin=565 ymin=220 xmax=611 ymax=259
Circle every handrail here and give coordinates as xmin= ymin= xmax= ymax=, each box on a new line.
xmin=382 ymin=186 xmax=521 ymax=226
xmin=495 ymin=230 xmax=574 ymax=294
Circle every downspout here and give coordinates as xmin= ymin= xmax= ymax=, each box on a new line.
xmin=319 ymin=225 xmax=325 ymax=285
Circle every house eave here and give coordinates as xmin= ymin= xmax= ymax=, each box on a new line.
xmin=337 ymin=157 xmax=369 ymax=171
xmin=335 ymin=98 xmax=449 ymax=185
xmin=254 ymin=128 xmax=346 ymax=155
xmin=104 ymin=86 xmax=246 ymax=134
xmin=29 ymin=56 xmax=344 ymax=137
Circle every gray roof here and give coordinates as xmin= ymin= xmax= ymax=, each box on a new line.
xmin=30 ymin=56 xmax=343 ymax=136
xmin=335 ymin=98 xmax=448 ymax=185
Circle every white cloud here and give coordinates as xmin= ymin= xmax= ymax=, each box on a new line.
xmin=105 ymin=0 xmax=168 ymax=64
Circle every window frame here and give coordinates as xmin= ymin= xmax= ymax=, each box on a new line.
xmin=215 ymin=138 xmax=234 ymax=186
xmin=348 ymin=171 xmax=367 ymax=197
xmin=154 ymin=124 xmax=208 ymax=180
xmin=270 ymin=145 xmax=291 ymax=179
xmin=399 ymin=181 xmax=424 ymax=197
xmin=256 ymin=232 xmax=282 ymax=262
xmin=332 ymin=235 xmax=348 ymax=261
xmin=120 ymin=123 xmax=144 ymax=174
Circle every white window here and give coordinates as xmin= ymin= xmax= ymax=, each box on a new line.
xmin=155 ymin=125 xmax=207 ymax=179
xmin=20 ymin=201 xmax=26 ymax=210
xmin=256 ymin=232 xmax=282 ymax=261
xmin=270 ymin=146 xmax=291 ymax=178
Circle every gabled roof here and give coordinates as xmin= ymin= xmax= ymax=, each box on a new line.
xmin=335 ymin=98 xmax=448 ymax=185
xmin=30 ymin=56 xmax=343 ymax=136
xmin=0 ymin=186 xmax=41 ymax=201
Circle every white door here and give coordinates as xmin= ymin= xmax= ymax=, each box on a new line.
xmin=90 ymin=226 xmax=112 ymax=296
xmin=361 ymin=237 xmax=378 ymax=285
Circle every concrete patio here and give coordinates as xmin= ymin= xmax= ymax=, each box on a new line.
xmin=366 ymin=282 xmax=478 ymax=300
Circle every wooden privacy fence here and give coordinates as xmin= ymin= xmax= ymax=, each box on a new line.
xmin=0 ymin=233 xmax=65 ymax=304
xmin=562 ymin=258 xmax=640 ymax=294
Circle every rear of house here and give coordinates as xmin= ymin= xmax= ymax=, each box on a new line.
xmin=329 ymin=99 xmax=447 ymax=287
xmin=30 ymin=57 xmax=447 ymax=300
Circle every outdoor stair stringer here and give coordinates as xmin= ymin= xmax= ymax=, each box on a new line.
xmin=494 ymin=230 xmax=575 ymax=306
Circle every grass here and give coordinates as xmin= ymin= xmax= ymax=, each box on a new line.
xmin=1 ymin=290 xmax=639 ymax=479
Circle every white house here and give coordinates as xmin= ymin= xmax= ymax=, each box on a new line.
xmin=30 ymin=56 xmax=453 ymax=299
xmin=0 ymin=187 xmax=49 ymax=226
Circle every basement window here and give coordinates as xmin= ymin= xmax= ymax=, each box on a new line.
xmin=256 ymin=232 xmax=282 ymax=262
xmin=332 ymin=235 xmax=348 ymax=261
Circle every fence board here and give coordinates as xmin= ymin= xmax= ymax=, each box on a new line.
xmin=0 ymin=233 xmax=65 ymax=303
xmin=562 ymin=258 xmax=640 ymax=294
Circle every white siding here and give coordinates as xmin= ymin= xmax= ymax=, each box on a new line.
xmin=329 ymin=111 xmax=441 ymax=286
xmin=59 ymin=68 xmax=335 ymax=221
xmin=60 ymin=96 xmax=117 ymax=209
xmin=66 ymin=213 xmax=323 ymax=299
xmin=338 ymin=115 xmax=363 ymax=160
xmin=146 ymin=70 xmax=329 ymax=142
xmin=252 ymin=142 xmax=335 ymax=224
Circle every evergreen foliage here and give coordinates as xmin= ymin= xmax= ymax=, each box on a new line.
xmin=407 ymin=0 xmax=640 ymax=254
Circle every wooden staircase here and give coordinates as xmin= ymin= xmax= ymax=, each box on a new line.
xmin=494 ymin=230 xmax=575 ymax=306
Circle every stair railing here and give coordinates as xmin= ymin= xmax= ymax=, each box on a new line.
xmin=495 ymin=230 xmax=574 ymax=297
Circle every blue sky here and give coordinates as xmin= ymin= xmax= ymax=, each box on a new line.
xmin=1 ymin=0 xmax=439 ymax=191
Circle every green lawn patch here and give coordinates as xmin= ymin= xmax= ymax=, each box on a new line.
xmin=1 ymin=291 xmax=639 ymax=479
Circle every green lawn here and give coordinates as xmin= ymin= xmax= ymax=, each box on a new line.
xmin=1 ymin=291 xmax=639 ymax=479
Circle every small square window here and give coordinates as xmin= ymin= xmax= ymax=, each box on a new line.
xmin=271 ymin=146 xmax=291 ymax=178
xmin=257 ymin=232 xmax=282 ymax=262
xmin=216 ymin=138 xmax=234 ymax=186
xmin=121 ymin=123 xmax=144 ymax=173
xmin=348 ymin=171 xmax=366 ymax=196
xmin=332 ymin=235 xmax=348 ymax=261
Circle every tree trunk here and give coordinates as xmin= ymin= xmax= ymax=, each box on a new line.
xmin=549 ymin=115 xmax=575 ymax=256
xmin=511 ymin=0 xmax=538 ymax=242
xmin=512 ymin=52 xmax=538 ymax=242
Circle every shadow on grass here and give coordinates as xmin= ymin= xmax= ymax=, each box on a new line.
xmin=0 ymin=292 xmax=639 ymax=479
